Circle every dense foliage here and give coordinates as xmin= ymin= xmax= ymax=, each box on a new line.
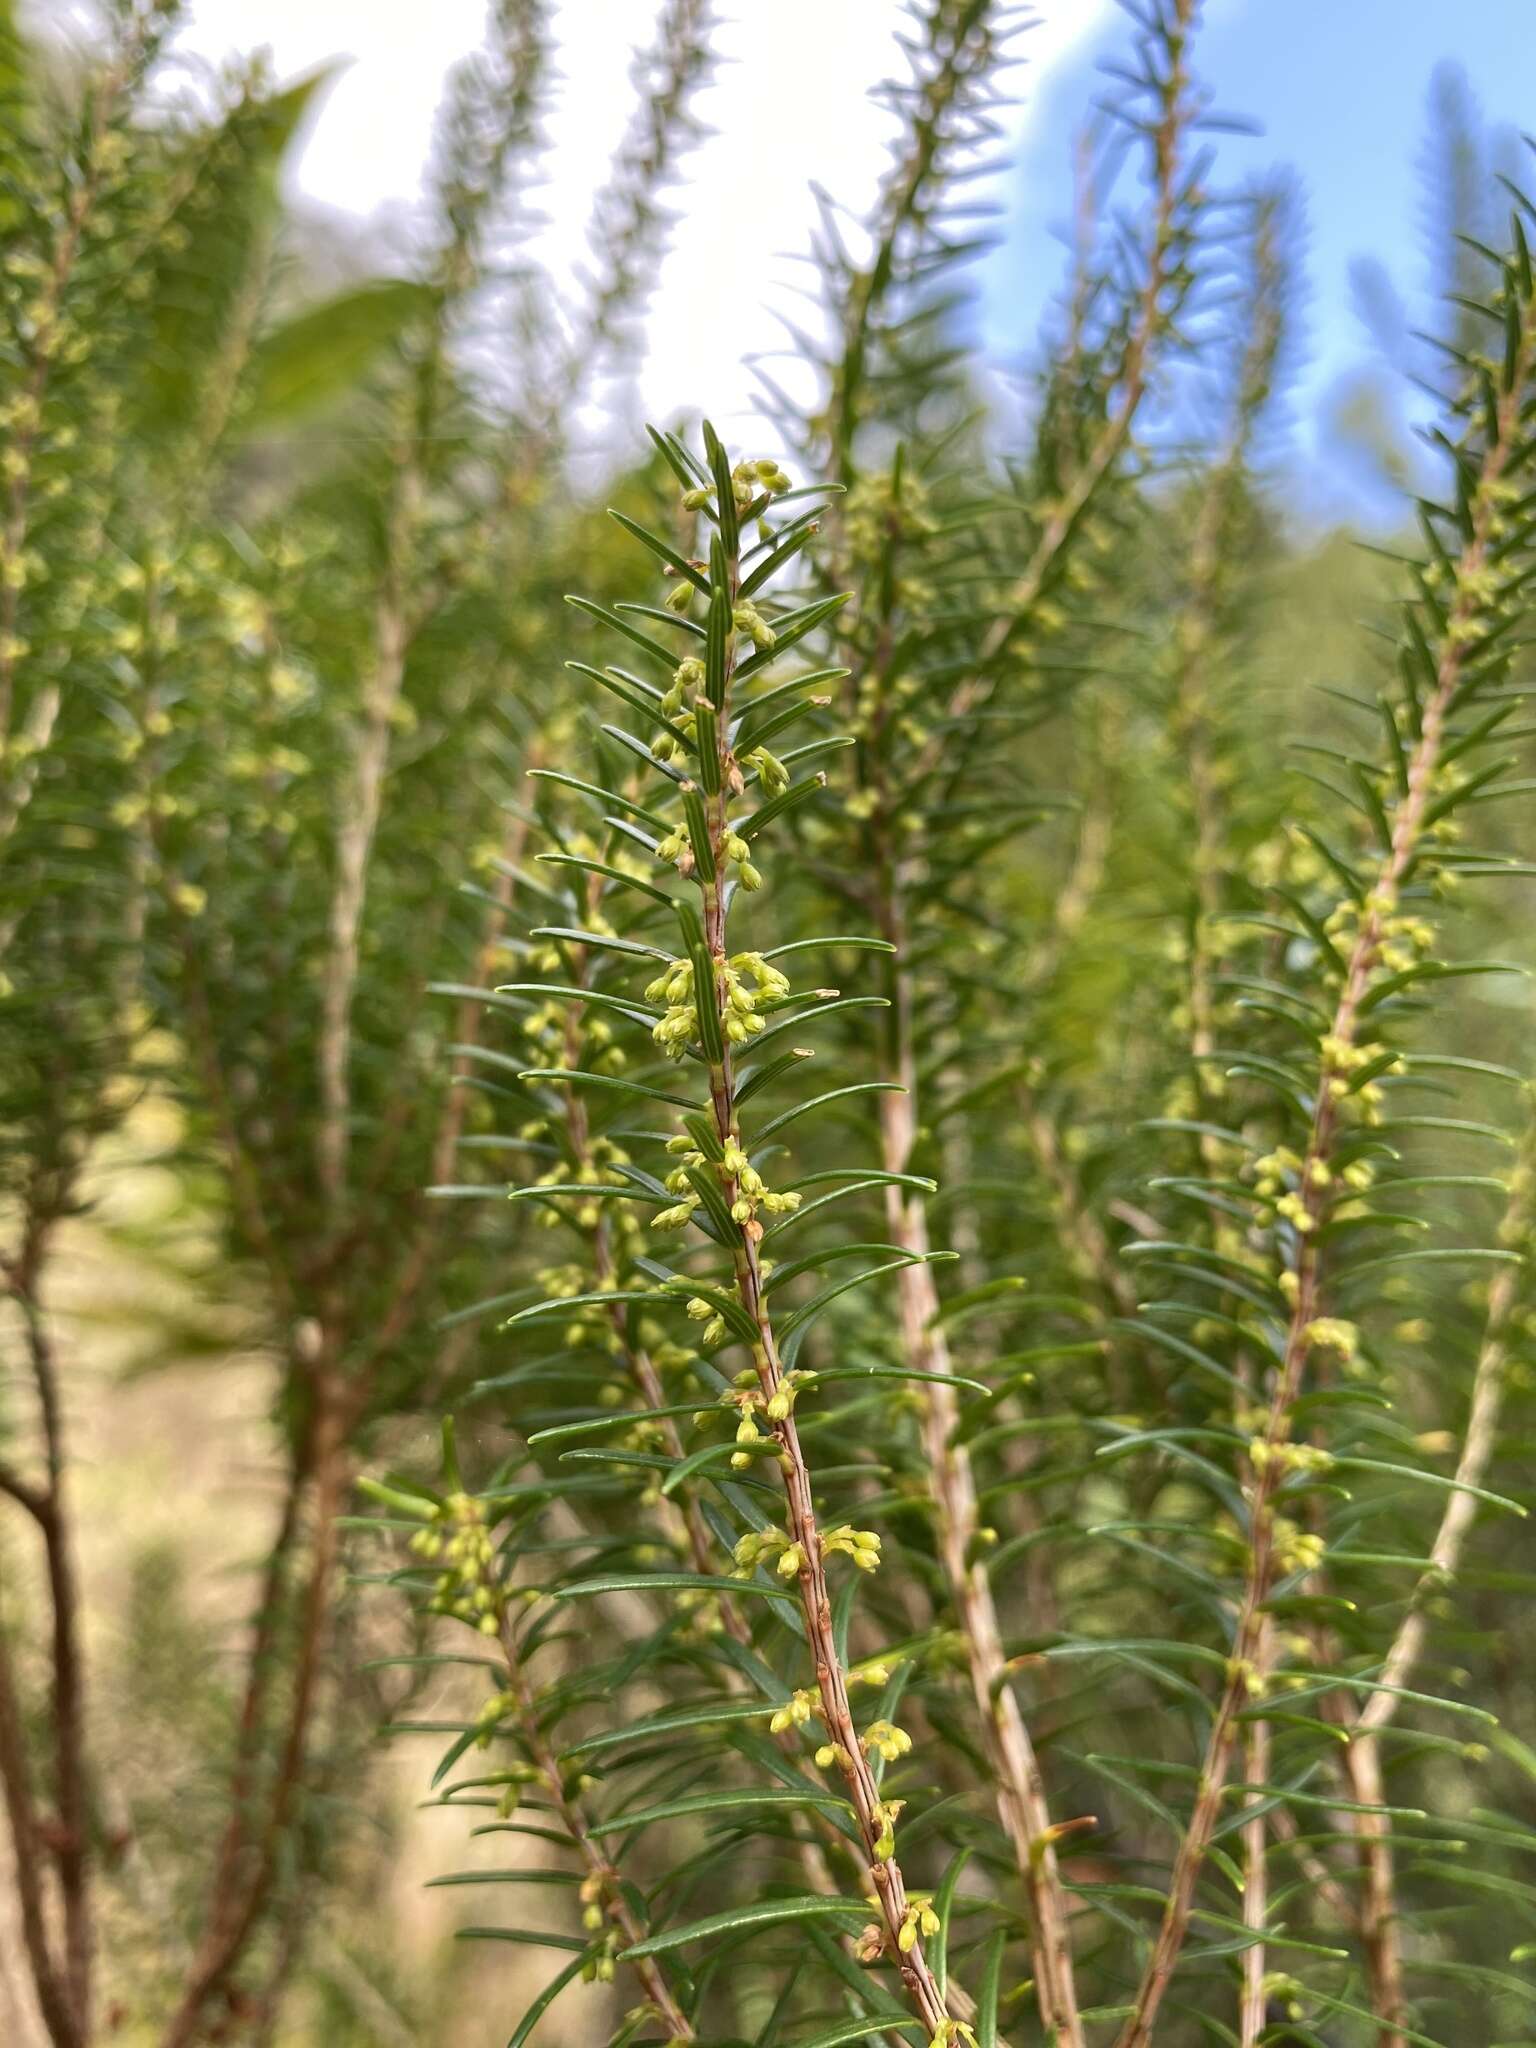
xmin=1 ymin=2 xmax=1534 ymax=2045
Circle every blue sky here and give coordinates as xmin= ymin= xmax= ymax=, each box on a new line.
xmin=984 ymin=0 xmax=1536 ymax=523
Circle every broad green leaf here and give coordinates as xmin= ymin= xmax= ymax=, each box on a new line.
xmin=245 ymin=278 xmax=431 ymax=426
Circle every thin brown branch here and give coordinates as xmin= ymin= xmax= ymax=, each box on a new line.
xmin=678 ymin=511 xmax=969 ymax=2042
xmin=0 ymin=1464 xmax=47 ymax=1524
xmin=1174 ymin=189 xmax=1287 ymax=1154
xmin=17 ymin=1309 xmax=86 ymax=2029
xmin=179 ymin=944 xmax=297 ymax=1316
xmin=160 ymin=1390 xmax=349 ymax=2048
xmin=0 ymin=1627 xmax=78 ymax=2048
xmin=0 ymin=1234 xmax=91 ymax=2041
xmin=879 ymin=1074 xmax=1088 ymax=2042
xmin=367 ymin=764 xmax=545 ymax=1360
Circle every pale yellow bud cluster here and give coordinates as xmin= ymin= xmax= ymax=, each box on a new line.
xmin=409 ymin=1493 xmax=504 ymax=1636
xmin=681 ymin=457 xmax=791 ymax=514
xmin=769 ymin=1688 xmax=817 ymax=1734
xmin=735 ymin=1521 xmax=882 ymax=1581
xmin=647 ymin=951 xmax=789 ymax=1062
xmin=685 ymin=1293 xmax=728 ymax=1352
xmin=1274 ymin=1192 xmax=1315 ymax=1233
xmin=732 ymin=1526 xmax=805 ymax=1581
xmin=742 ymin=744 xmax=789 ymax=795
xmin=722 ymin=827 xmax=763 ymax=893
xmin=732 ymin=599 xmax=776 ymax=650
xmin=898 ymin=1894 xmax=940 ymax=1951
xmin=531 ymin=1261 xmax=626 ymax=1355
xmin=860 ymin=1718 xmax=912 ymax=1763
xmin=1225 ymin=1655 xmax=1268 ymax=1699
xmin=581 ymin=1931 xmax=619 ymax=1983
xmin=1303 ymin=1317 xmax=1358 ymax=1360
xmin=1271 ymin=1517 xmax=1325 ymax=1575
xmin=851 ymin=663 xmax=922 ymax=744
xmin=1248 ymin=1439 xmax=1334 ymax=1477
xmin=473 ymin=1690 xmax=515 ymax=1749
xmin=927 ymin=2021 xmax=979 ymax=2048
xmin=530 ymin=1134 xmax=634 ymax=1234
xmin=1252 ymin=1146 xmax=1301 ymax=1198
xmin=822 ymin=1525 xmax=882 ymax=1572
xmin=478 ymin=1762 xmax=539 ymax=1819
xmin=1319 ymin=1033 xmax=1385 ymax=1075
xmin=652 ymin=655 xmax=703 ymax=758
xmin=843 ymin=469 xmax=938 ymax=568
xmin=653 ymin=818 xmax=694 ymax=872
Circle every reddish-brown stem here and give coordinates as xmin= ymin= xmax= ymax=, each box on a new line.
xmin=0 ymin=1226 xmax=91 ymax=2045
xmin=676 ymin=526 xmax=959 ymax=2040
xmin=559 ymin=947 xmax=757 ymax=1649
xmin=0 ymin=1626 xmax=78 ymax=2048
xmin=160 ymin=1387 xmax=351 ymax=2048
xmin=818 ymin=31 xmax=1198 ymax=2026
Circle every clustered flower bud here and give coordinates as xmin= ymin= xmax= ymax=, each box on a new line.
xmin=743 ymin=744 xmax=789 ymax=795
xmin=860 ymin=1717 xmax=912 ymax=1763
xmin=1303 ymin=1316 xmax=1358 ymax=1360
xmin=646 ymin=950 xmax=790 ymax=1063
xmin=410 ymin=1492 xmax=504 ymax=1636
xmin=1248 ymin=1438 xmax=1335 ymax=1477
xmin=898 ymin=1893 xmax=940 ymax=1952
xmin=823 ymin=1524 xmax=882 ymax=1572
xmin=732 ymin=598 xmax=776 ymax=650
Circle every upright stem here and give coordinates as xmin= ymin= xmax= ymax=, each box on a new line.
xmin=161 ymin=1385 xmax=351 ymax=2048
xmin=687 ymin=519 xmax=960 ymax=2039
xmin=561 ymin=959 xmax=758 ymax=1650
xmin=876 ymin=913 xmax=1087 ymax=2045
xmin=0 ymin=1629 xmax=78 ymax=2048
xmin=907 ymin=0 xmax=1197 ymax=790
xmin=825 ymin=39 xmax=1198 ymax=2022
xmin=0 ymin=1223 xmax=91 ymax=2047
xmin=1237 ymin=1621 xmax=1272 ymax=2048
xmin=1113 ymin=306 xmax=1534 ymax=2048
xmin=1340 ymin=1117 xmax=1533 ymax=2047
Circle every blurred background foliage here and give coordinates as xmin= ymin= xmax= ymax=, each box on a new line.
xmin=0 ymin=2 xmax=1532 ymax=2045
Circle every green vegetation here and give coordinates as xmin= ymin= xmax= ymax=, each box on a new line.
xmin=2 ymin=3 xmax=1534 ymax=2044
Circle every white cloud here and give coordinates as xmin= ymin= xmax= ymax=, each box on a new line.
xmin=38 ymin=0 xmax=1118 ymax=436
